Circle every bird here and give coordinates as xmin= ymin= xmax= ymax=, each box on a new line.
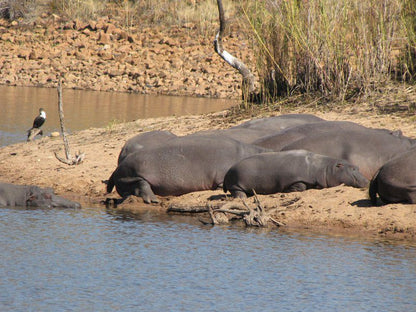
xmin=27 ymin=108 xmax=46 ymax=140
xmin=31 ymin=108 xmax=46 ymax=129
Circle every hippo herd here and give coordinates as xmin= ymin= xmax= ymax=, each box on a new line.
xmin=2 ymin=113 xmax=415 ymax=210
xmin=107 ymin=113 xmax=416 ymax=205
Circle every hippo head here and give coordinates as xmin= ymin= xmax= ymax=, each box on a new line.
xmin=327 ymin=161 xmax=369 ymax=188
xmin=26 ymin=186 xmax=81 ymax=209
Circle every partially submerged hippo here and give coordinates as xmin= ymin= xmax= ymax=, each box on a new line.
xmin=231 ymin=113 xmax=325 ymax=131
xmin=117 ymin=130 xmax=176 ymax=164
xmin=107 ymin=135 xmax=270 ymax=203
xmin=369 ymin=148 xmax=416 ymax=205
xmin=223 ymin=150 xmax=369 ymax=198
xmin=0 ymin=182 xmax=81 ymax=208
xmin=281 ymin=129 xmax=416 ymax=179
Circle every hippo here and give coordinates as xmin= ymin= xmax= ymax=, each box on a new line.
xmin=117 ymin=130 xmax=176 ymax=164
xmin=0 ymin=182 xmax=81 ymax=208
xmin=107 ymin=135 xmax=271 ymax=203
xmin=281 ymin=129 xmax=416 ymax=179
xmin=369 ymin=148 xmax=416 ymax=205
xmin=190 ymin=127 xmax=276 ymax=144
xmin=253 ymin=121 xmax=368 ymax=151
xmin=231 ymin=113 xmax=325 ymax=131
xmin=223 ymin=150 xmax=369 ymax=198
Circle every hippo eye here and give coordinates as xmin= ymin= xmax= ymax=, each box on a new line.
xmin=336 ymin=163 xmax=344 ymax=168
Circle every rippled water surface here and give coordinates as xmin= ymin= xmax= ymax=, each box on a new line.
xmin=0 ymin=85 xmax=235 ymax=146
xmin=1 ymin=207 xmax=415 ymax=311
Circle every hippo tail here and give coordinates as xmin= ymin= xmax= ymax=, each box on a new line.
xmin=107 ymin=172 xmax=115 ymax=193
xmin=369 ymin=172 xmax=379 ymax=206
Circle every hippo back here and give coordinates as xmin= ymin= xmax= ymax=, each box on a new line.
xmin=369 ymin=147 xmax=416 ymax=204
xmin=110 ymin=135 xmax=271 ymax=197
xmin=281 ymin=129 xmax=416 ymax=179
xmin=118 ymin=130 xmax=176 ymax=164
xmin=253 ymin=121 xmax=367 ymax=151
xmin=231 ymin=113 xmax=325 ymax=131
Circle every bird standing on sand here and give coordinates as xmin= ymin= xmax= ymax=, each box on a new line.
xmin=27 ymin=108 xmax=46 ymax=141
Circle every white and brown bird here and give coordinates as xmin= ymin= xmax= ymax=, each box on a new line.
xmin=27 ymin=108 xmax=46 ymax=141
xmin=31 ymin=108 xmax=46 ymax=129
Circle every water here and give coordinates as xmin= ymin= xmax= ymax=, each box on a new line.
xmin=1 ymin=207 xmax=415 ymax=312
xmin=0 ymin=85 xmax=235 ymax=146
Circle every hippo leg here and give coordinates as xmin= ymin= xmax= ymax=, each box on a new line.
xmin=285 ymin=182 xmax=307 ymax=192
xmin=230 ymin=190 xmax=248 ymax=199
xmin=136 ymin=180 xmax=159 ymax=204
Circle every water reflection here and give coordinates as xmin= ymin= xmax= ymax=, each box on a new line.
xmin=1 ymin=207 xmax=415 ymax=311
xmin=0 ymin=86 xmax=236 ymax=146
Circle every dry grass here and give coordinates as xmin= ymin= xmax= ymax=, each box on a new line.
xmin=3 ymin=0 xmax=416 ymax=105
xmin=240 ymin=0 xmax=416 ymax=101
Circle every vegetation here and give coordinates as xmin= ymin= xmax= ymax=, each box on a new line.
xmin=1 ymin=0 xmax=415 ymax=102
xmin=241 ymin=0 xmax=416 ymax=100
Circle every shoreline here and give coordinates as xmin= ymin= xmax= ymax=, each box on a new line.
xmin=0 ymin=106 xmax=415 ymax=242
xmin=0 ymin=16 xmax=415 ymax=242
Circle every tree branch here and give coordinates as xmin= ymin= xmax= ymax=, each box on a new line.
xmin=214 ymin=0 xmax=256 ymax=101
xmin=54 ymin=77 xmax=85 ymax=165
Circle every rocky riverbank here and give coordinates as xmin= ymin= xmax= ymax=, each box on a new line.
xmin=0 ymin=13 xmax=253 ymax=98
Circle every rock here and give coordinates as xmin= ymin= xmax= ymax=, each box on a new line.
xmin=97 ymin=31 xmax=111 ymax=44
xmin=50 ymin=132 xmax=60 ymax=137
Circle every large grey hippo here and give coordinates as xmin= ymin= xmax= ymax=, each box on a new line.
xmin=253 ymin=121 xmax=368 ymax=151
xmin=223 ymin=150 xmax=369 ymax=198
xmin=231 ymin=113 xmax=325 ymax=131
xmin=118 ymin=130 xmax=176 ymax=164
xmin=369 ymin=148 xmax=416 ymax=205
xmin=0 ymin=182 xmax=81 ymax=208
xmin=107 ymin=135 xmax=271 ymax=203
xmin=281 ymin=129 xmax=416 ymax=179
xmin=190 ymin=127 xmax=276 ymax=144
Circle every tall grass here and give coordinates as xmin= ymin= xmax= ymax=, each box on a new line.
xmin=49 ymin=0 xmax=109 ymax=20
xmin=240 ymin=0 xmax=416 ymax=100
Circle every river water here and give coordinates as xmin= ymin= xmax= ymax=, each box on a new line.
xmin=0 ymin=85 xmax=235 ymax=146
xmin=1 ymin=86 xmax=416 ymax=311
xmin=0 ymin=207 xmax=415 ymax=311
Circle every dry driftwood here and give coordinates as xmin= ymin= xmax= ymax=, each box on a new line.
xmin=27 ymin=128 xmax=43 ymax=142
xmin=54 ymin=78 xmax=85 ymax=165
xmin=214 ymin=0 xmax=257 ymax=102
xmin=168 ymin=191 xmax=285 ymax=227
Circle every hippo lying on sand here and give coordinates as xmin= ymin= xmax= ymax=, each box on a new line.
xmin=190 ymin=128 xmax=276 ymax=144
xmin=0 ymin=182 xmax=81 ymax=208
xmin=232 ymin=113 xmax=325 ymax=131
xmin=107 ymin=135 xmax=270 ymax=203
xmin=253 ymin=121 xmax=370 ymax=151
xmin=255 ymin=121 xmax=406 ymax=152
xmin=118 ymin=130 xmax=176 ymax=164
xmin=223 ymin=150 xmax=369 ymax=198
xmin=281 ymin=129 xmax=416 ymax=179
xmin=369 ymin=148 xmax=416 ymax=205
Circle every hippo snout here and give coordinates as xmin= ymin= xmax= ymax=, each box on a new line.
xmin=50 ymin=195 xmax=81 ymax=209
xmin=354 ymin=171 xmax=369 ymax=188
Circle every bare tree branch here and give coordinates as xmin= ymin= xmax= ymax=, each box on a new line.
xmin=27 ymin=128 xmax=43 ymax=142
xmin=54 ymin=77 xmax=85 ymax=165
xmin=214 ymin=0 xmax=257 ymax=101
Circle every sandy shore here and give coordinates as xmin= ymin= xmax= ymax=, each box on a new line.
xmin=1 ymin=104 xmax=415 ymax=242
